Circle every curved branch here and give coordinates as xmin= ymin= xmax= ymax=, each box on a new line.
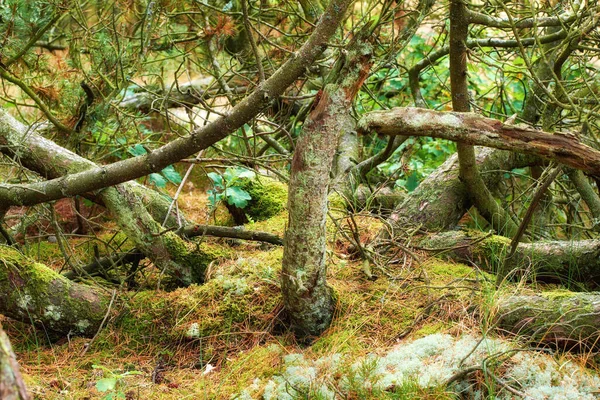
xmin=0 ymin=0 xmax=354 ymax=207
xmin=359 ymin=107 xmax=600 ymax=176
xmin=467 ymin=9 xmax=580 ymax=29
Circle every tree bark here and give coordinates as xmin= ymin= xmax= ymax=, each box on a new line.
xmin=496 ymin=292 xmax=600 ymax=351
xmin=358 ymin=107 xmax=600 ymax=177
xmin=449 ymin=0 xmax=518 ymax=238
xmin=0 ymin=323 xmax=30 ymax=400
xmin=0 ymin=245 xmax=110 ymax=336
xmin=282 ymin=31 xmax=373 ymax=340
xmin=377 ymin=148 xmax=536 ymax=235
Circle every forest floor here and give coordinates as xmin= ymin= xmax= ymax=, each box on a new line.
xmin=5 ymin=179 xmax=600 ymax=399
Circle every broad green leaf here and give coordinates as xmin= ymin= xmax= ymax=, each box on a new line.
xmin=224 ymin=187 xmax=251 ymax=208
xmin=207 ymin=172 xmax=223 ymax=187
xmin=128 ymin=144 xmax=147 ymax=157
xmin=96 ymin=377 xmax=117 ymax=392
xmin=149 ymin=173 xmax=167 ymax=188
xmin=405 ymin=171 xmax=420 ymax=192
xmin=161 ymin=165 xmax=182 ymax=184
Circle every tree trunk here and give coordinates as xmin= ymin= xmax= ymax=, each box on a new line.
xmin=0 ymin=323 xmax=30 ymax=400
xmin=376 ymin=148 xmax=536 ymax=236
xmin=418 ymin=230 xmax=600 ymax=286
xmin=0 ymin=245 xmax=110 ymax=336
xmin=496 ymin=292 xmax=600 ymax=351
xmin=282 ymin=32 xmax=373 ymax=340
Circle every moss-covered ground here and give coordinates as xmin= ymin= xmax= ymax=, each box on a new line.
xmin=3 ymin=190 xmax=598 ymax=399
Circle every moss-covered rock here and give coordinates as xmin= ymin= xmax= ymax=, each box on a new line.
xmin=241 ymin=176 xmax=288 ymax=222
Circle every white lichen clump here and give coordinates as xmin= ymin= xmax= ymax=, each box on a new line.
xmin=186 ymin=322 xmax=200 ymax=339
xmin=233 ymin=334 xmax=600 ymax=399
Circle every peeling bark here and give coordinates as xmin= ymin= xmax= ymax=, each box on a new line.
xmin=359 ymin=107 xmax=600 ymax=176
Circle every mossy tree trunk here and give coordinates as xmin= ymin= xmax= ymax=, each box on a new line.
xmin=0 ymin=108 xmax=208 ymax=286
xmin=0 ymin=245 xmax=110 ymax=336
xmin=282 ymin=32 xmax=373 ymax=340
xmin=0 ymin=323 xmax=30 ymax=400
xmin=374 ymin=148 xmax=536 ymax=238
xmin=418 ymin=230 xmax=600 ymax=286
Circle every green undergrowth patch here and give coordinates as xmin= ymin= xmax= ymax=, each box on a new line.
xmin=8 ymin=225 xmax=504 ymax=399
xmin=241 ymin=176 xmax=288 ymax=222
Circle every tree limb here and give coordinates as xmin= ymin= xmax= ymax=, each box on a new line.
xmin=359 ymin=107 xmax=600 ymax=177
xmin=0 ymin=0 xmax=354 ymax=207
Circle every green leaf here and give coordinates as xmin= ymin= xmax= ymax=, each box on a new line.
xmin=96 ymin=378 xmax=117 ymax=392
xmin=149 ymin=173 xmax=167 ymax=188
xmin=161 ymin=165 xmax=182 ymax=184
xmin=235 ymin=168 xmax=255 ymax=180
xmin=224 ymin=186 xmax=251 ymax=208
xmin=207 ymin=172 xmax=223 ymax=187
xmin=405 ymin=171 xmax=420 ymax=192
xmin=128 ymin=144 xmax=147 ymax=157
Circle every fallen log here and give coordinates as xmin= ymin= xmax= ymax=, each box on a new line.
xmin=496 ymin=292 xmax=600 ymax=351
xmin=0 ymin=245 xmax=110 ymax=336
xmin=417 ymin=230 xmax=600 ymax=286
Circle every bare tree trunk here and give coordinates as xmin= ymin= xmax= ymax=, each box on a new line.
xmin=0 ymin=323 xmax=30 ymax=400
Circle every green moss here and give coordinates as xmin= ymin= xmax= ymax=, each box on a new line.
xmin=311 ymin=328 xmax=359 ymax=354
xmin=542 ymin=289 xmax=577 ymax=300
xmin=241 ymin=177 xmax=287 ymax=222
xmin=427 ymin=260 xmax=474 ymax=278
xmin=411 ymin=322 xmax=450 ymax=339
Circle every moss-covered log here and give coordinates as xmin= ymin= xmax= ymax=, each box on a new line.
xmin=419 ymin=230 xmax=600 ymax=285
xmin=0 ymin=323 xmax=29 ymax=400
xmin=0 ymin=108 xmax=185 ymax=229
xmin=0 ymin=245 xmax=110 ymax=336
xmin=495 ymin=292 xmax=600 ymax=351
